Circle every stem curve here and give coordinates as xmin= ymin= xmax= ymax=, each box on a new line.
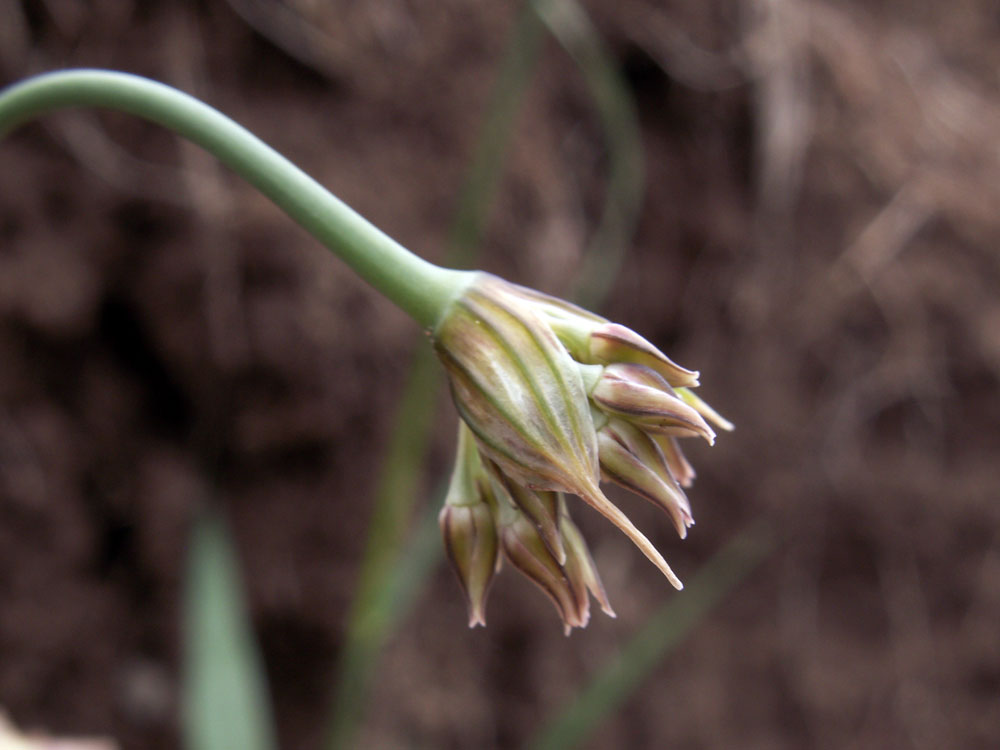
xmin=0 ymin=68 xmax=468 ymax=328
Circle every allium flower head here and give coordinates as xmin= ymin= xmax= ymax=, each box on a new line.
xmin=434 ymin=272 xmax=731 ymax=631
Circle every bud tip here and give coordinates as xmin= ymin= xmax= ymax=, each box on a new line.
xmin=468 ymin=610 xmax=487 ymax=628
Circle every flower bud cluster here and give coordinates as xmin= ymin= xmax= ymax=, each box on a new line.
xmin=439 ymin=422 xmax=613 ymax=633
xmin=435 ymin=273 xmax=731 ymax=631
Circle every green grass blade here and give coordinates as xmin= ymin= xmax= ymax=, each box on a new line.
xmin=183 ymin=508 xmax=278 ymax=750
xmin=532 ymin=0 xmax=645 ymax=309
xmin=327 ymin=4 xmax=647 ymax=746
xmin=447 ymin=9 xmax=549 ymax=261
xmin=323 ymin=7 xmax=548 ymax=750
xmin=326 ymin=2 xmax=648 ymax=746
xmin=528 ymin=523 xmax=774 ymax=750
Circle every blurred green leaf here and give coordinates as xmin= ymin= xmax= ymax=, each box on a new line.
xmin=374 ymin=0 xmax=647 ymax=631
xmin=327 ymin=2 xmax=647 ymax=747
xmin=528 ymin=523 xmax=774 ymax=750
xmin=531 ymin=0 xmax=645 ymax=308
xmin=183 ymin=508 xmax=278 ymax=750
xmin=323 ymin=7 xmax=548 ymax=750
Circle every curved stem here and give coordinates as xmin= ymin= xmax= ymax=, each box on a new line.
xmin=0 ymin=68 xmax=469 ymax=328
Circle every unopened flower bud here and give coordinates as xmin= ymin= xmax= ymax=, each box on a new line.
xmin=433 ymin=273 xmax=600 ymax=496
xmin=487 ymin=282 xmax=698 ymax=387
xmin=440 ymin=424 xmax=499 ymax=627
xmin=597 ymin=418 xmax=694 ymax=538
xmin=586 ymin=323 xmax=700 ymax=388
xmin=440 ymin=502 xmax=498 ymax=628
xmin=676 ymin=386 xmax=735 ymax=433
xmin=488 ymin=462 xmax=565 ymax=564
xmin=559 ymin=496 xmax=615 ymax=619
xmin=591 ymin=363 xmax=716 ymax=444
xmin=650 ymin=434 xmax=698 ymax=489
xmin=654 ymin=434 xmax=697 ymax=488
xmin=496 ymin=501 xmax=585 ymax=635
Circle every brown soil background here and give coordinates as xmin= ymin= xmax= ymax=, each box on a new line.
xmin=2 ymin=1 xmax=999 ymax=748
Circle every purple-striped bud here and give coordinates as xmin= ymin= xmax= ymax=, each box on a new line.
xmin=496 ymin=502 xmax=586 ymax=635
xmin=559 ymin=495 xmax=615 ymax=619
xmin=676 ymin=386 xmax=735 ymax=433
xmin=500 ymin=283 xmax=700 ymax=389
xmin=587 ymin=324 xmax=700 ymax=388
xmin=591 ymin=363 xmax=716 ymax=444
xmin=440 ymin=424 xmax=499 ymax=627
xmin=488 ymin=462 xmax=565 ymax=564
xmin=433 ymin=273 xmax=600 ymax=497
xmin=597 ymin=418 xmax=694 ymax=538
xmin=653 ymin=434 xmax=697 ymax=489
xmin=440 ymin=502 xmax=498 ymax=628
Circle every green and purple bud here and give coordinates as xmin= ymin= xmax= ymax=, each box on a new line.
xmin=591 ymin=363 xmax=716 ymax=444
xmin=495 ymin=498 xmax=587 ymax=635
xmin=439 ymin=423 xmax=500 ymax=628
xmin=585 ymin=323 xmax=700 ymax=388
xmin=559 ymin=495 xmax=615 ymax=620
xmin=654 ymin=434 xmax=697 ymax=488
xmin=676 ymin=386 xmax=736 ymax=433
xmin=596 ymin=417 xmax=694 ymax=538
xmin=432 ymin=273 xmax=599 ymax=496
xmin=487 ymin=462 xmax=565 ymax=564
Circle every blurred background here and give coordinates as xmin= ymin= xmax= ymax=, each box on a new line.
xmin=1 ymin=0 xmax=999 ymax=748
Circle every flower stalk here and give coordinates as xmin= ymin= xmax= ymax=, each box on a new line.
xmin=0 ymin=69 xmax=732 ymax=633
xmin=0 ymin=69 xmax=468 ymax=328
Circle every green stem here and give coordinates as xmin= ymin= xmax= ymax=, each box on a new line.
xmin=0 ymin=68 xmax=468 ymax=328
